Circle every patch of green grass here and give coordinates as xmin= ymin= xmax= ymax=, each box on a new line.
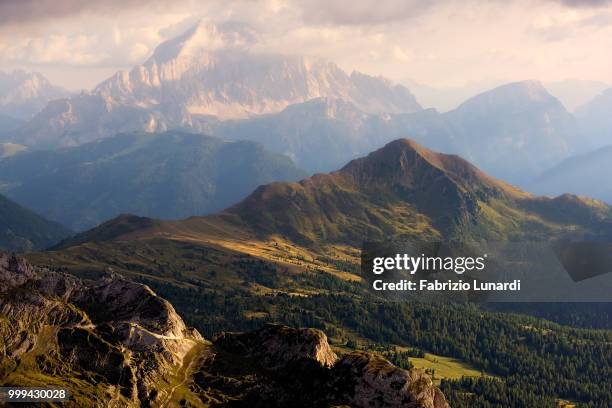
xmin=407 ymin=351 xmax=494 ymax=385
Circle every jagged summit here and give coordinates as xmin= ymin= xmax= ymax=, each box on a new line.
xmin=11 ymin=23 xmax=421 ymax=147
xmin=94 ymin=21 xmax=421 ymax=120
xmin=11 ymin=21 xmax=421 ymax=149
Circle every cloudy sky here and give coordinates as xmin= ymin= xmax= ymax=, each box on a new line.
xmin=1 ymin=0 xmax=612 ymax=91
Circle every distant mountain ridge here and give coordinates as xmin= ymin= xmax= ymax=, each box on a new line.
xmin=58 ymin=138 xmax=611 ymax=253
xmin=9 ymin=22 xmax=421 ymax=149
xmin=0 ymin=70 xmax=69 ymax=120
xmin=0 ymin=193 xmax=70 ymax=252
xmin=529 ymin=144 xmax=612 ymax=204
xmin=4 ymin=74 xmax=595 ymax=195
xmin=0 ymin=131 xmax=306 ymax=231
xmin=575 ymin=87 xmax=612 ymax=152
xmin=214 ymin=81 xmax=577 ymax=185
xmin=444 ymin=80 xmax=577 ymax=184
xmin=403 ymin=78 xmax=609 ymax=113
xmin=3 ymin=26 xmax=608 ymax=196
xmin=96 ymin=22 xmax=421 ymax=119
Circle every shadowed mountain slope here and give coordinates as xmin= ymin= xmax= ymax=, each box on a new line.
xmin=0 ymin=193 xmax=70 ymax=252
xmin=0 ymin=131 xmax=307 ymax=231
xmin=55 ymin=138 xmax=611 ymax=254
xmin=529 ymin=145 xmax=612 ymax=204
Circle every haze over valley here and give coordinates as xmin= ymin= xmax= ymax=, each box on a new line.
xmin=1 ymin=1 xmax=612 ymax=407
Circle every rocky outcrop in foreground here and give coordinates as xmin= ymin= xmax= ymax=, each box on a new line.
xmin=213 ymin=323 xmax=338 ymax=370
xmin=0 ymin=253 xmax=202 ymax=406
xmin=207 ymin=324 xmax=450 ymax=408
xmin=332 ymin=351 xmax=450 ymax=408
xmin=0 ymin=253 xmax=449 ymax=407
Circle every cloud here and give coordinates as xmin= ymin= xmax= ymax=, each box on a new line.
xmin=529 ymin=5 xmax=612 ymax=41
xmin=0 ymin=34 xmax=107 ymax=66
xmin=0 ymin=0 xmax=178 ymax=28
xmin=392 ymin=46 xmax=412 ymax=62
xmin=0 ymin=0 xmax=608 ymax=30
xmin=2 ymin=0 xmax=612 ymax=92
xmin=555 ymin=0 xmax=612 ymax=7
xmin=296 ymin=0 xmax=438 ymax=25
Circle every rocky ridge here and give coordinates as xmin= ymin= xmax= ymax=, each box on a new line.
xmin=209 ymin=324 xmax=450 ymax=408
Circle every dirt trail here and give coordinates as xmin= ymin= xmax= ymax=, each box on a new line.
xmin=155 ymin=341 xmax=208 ymax=407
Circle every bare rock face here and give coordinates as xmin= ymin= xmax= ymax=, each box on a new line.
xmin=213 ymin=323 xmax=337 ymax=370
xmin=0 ymin=254 xmax=38 ymax=290
xmin=331 ymin=351 xmax=450 ymax=408
xmin=211 ymin=324 xmax=449 ymax=408
xmin=0 ymin=253 xmax=203 ymax=405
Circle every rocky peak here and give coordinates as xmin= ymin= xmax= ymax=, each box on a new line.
xmin=93 ymin=22 xmax=421 ymax=120
xmin=210 ymin=324 xmax=449 ymax=408
xmin=332 ymin=351 xmax=450 ymax=408
xmin=339 ymin=138 xmax=523 ymax=203
xmin=341 ymin=139 xmax=479 ymax=186
xmin=1 ymin=255 xmax=451 ymax=406
xmin=0 ymin=253 xmax=39 ymax=291
xmin=0 ymin=70 xmax=69 ymax=119
xmin=214 ymin=324 xmax=338 ymax=370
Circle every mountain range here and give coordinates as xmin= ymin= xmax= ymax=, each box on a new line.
xmin=402 ymin=78 xmax=609 ymax=113
xmin=0 ymin=131 xmax=306 ymax=231
xmin=443 ymin=80 xmax=577 ymax=185
xmin=7 ymin=22 xmax=420 ymax=150
xmin=213 ymin=81 xmax=577 ymax=185
xmin=49 ymin=138 xmax=612 ymax=266
xmin=24 ymin=138 xmax=612 ymax=407
xmin=1 ymin=22 xmax=610 ymax=207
